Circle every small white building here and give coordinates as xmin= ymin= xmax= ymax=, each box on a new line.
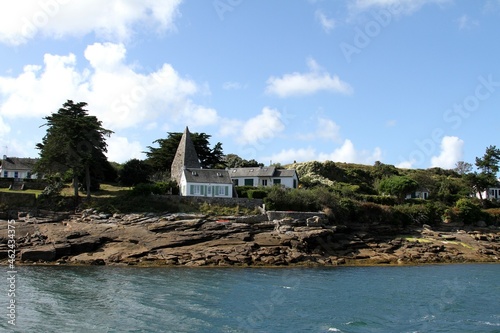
xmin=476 ymin=184 xmax=500 ymax=200
xmin=405 ymin=190 xmax=429 ymax=200
xmin=229 ymin=166 xmax=299 ymax=189
xmin=0 ymin=156 xmax=39 ymax=179
xmin=179 ymin=168 xmax=233 ymax=198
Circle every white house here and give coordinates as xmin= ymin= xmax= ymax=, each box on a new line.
xmin=475 ymin=180 xmax=500 ymax=200
xmin=229 ymin=166 xmax=299 ymax=189
xmin=179 ymin=168 xmax=233 ymax=198
xmin=171 ymin=127 xmax=234 ymax=197
xmin=0 ymin=156 xmax=39 ymax=179
xmin=405 ymin=190 xmax=429 ymax=200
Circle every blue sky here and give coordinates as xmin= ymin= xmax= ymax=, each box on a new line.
xmin=0 ymin=0 xmax=499 ymax=170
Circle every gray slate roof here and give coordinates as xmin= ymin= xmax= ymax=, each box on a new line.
xmin=228 ymin=167 xmax=297 ymax=178
xmin=183 ymin=168 xmax=232 ymax=184
xmin=1 ymin=157 xmax=38 ymax=171
xmin=228 ymin=166 xmax=276 ymax=177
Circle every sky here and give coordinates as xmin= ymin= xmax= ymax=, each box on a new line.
xmin=0 ymin=0 xmax=499 ymax=170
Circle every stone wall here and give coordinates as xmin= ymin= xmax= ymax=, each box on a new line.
xmin=0 ymin=192 xmax=37 ymax=207
xmin=165 ymin=195 xmax=263 ymax=210
xmin=266 ymin=210 xmax=326 ymax=222
xmin=0 ymin=179 xmax=48 ymax=190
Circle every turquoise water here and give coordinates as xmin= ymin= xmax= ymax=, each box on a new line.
xmin=1 ymin=264 xmax=499 ymax=332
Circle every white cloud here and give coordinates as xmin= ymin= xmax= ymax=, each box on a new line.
xmin=106 ymin=134 xmax=144 ymax=163
xmin=298 ymin=117 xmax=342 ymax=142
xmin=0 ymin=42 xmax=215 ymax=130
xmin=318 ymin=139 xmax=382 ymax=164
xmin=266 ymin=139 xmax=382 ymax=165
xmin=317 ymin=118 xmax=342 ymax=142
xmin=222 ymin=81 xmax=245 ymax=90
xmin=430 ymin=136 xmax=464 ymax=169
xmin=267 ymin=147 xmax=318 ymax=165
xmin=315 ymin=10 xmax=335 ymax=33
xmin=0 ymin=116 xmax=11 ymax=137
xmin=456 ymin=14 xmax=479 ymax=30
xmin=396 ymin=160 xmax=414 ymax=169
xmin=0 ymin=0 xmax=182 ymax=45
xmin=237 ymin=107 xmax=285 ymax=145
xmin=265 ymin=58 xmax=352 ymax=98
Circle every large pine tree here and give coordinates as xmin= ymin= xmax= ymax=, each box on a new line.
xmin=35 ymin=100 xmax=113 ymax=203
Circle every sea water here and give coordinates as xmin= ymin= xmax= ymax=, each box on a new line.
xmin=1 ymin=264 xmax=499 ymax=333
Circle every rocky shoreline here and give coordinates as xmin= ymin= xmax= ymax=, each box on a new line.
xmin=1 ymin=210 xmax=499 ymax=267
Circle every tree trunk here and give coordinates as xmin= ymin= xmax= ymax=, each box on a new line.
xmin=85 ymin=163 xmax=91 ymax=201
xmin=72 ymin=174 xmax=79 ymax=207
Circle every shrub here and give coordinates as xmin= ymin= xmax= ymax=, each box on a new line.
xmin=131 ymin=183 xmax=154 ymax=196
xmin=247 ymin=189 xmax=267 ymax=199
xmin=455 ymin=198 xmax=484 ymax=224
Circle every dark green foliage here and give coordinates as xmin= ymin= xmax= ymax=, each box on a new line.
xmin=378 ymin=175 xmax=419 ymax=202
xmin=455 ymin=198 xmax=484 ymax=224
xmin=130 ymin=182 xmax=177 ymax=196
xmin=145 ymin=131 xmax=225 ymax=171
xmin=35 ymin=100 xmax=113 ymax=202
xmin=235 ymin=186 xmax=256 ymax=198
xmin=357 ymin=194 xmax=398 ymax=206
xmin=247 ymin=189 xmax=267 ymax=199
xmin=225 ymin=154 xmax=263 ymax=168
xmin=119 ymin=159 xmax=154 ymax=186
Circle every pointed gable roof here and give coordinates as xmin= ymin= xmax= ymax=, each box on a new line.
xmin=170 ymin=127 xmax=201 ymax=184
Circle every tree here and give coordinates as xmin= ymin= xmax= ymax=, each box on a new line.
xmin=472 ymin=145 xmax=500 ymax=200
xmin=224 ymin=153 xmax=263 ymax=168
xmin=35 ymin=100 xmax=113 ymax=203
xmin=454 ymin=161 xmax=472 ymax=175
xmin=145 ymin=131 xmax=225 ymax=171
xmin=118 ymin=159 xmax=153 ymax=186
xmin=378 ymin=175 xmax=419 ymax=202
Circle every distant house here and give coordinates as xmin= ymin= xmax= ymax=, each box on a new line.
xmin=180 ymin=168 xmax=233 ymax=197
xmin=405 ymin=190 xmax=429 ymax=200
xmin=171 ymin=127 xmax=233 ymax=198
xmin=475 ymin=180 xmax=500 ymax=200
xmin=0 ymin=156 xmax=39 ymax=179
xmin=229 ymin=166 xmax=299 ymax=189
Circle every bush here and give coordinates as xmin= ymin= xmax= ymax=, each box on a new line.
xmin=247 ymin=189 xmax=267 ymax=199
xmin=235 ymin=186 xmax=255 ymax=198
xmin=455 ymin=198 xmax=484 ymax=224
xmin=131 ymin=183 xmax=155 ymax=196
xmin=484 ymin=208 xmax=500 ymax=226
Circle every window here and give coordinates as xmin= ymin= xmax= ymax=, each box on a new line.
xmin=207 ymin=186 xmax=212 ymax=196
xmin=293 ymin=179 xmax=297 ymax=188
xmin=232 ymin=179 xmax=239 ymax=186
xmin=14 ymin=171 xmax=18 ymax=179
xmin=273 ymin=179 xmax=281 ymax=185
xmin=3 ymin=171 xmax=7 ymax=178
xmin=190 ymin=185 xmax=200 ymax=195
xmin=262 ymin=179 xmax=268 ymax=186
xmin=216 ymin=186 xmax=226 ymax=195
xmin=244 ymin=179 xmax=254 ymax=186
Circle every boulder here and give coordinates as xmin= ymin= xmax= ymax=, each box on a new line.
xmin=21 ymin=245 xmax=56 ymax=262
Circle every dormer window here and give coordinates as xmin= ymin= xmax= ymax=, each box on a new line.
xmin=191 ymin=171 xmax=198 ymax=176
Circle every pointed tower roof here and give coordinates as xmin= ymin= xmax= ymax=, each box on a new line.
xmin=170 ymin=127 xmax=201 ymax=184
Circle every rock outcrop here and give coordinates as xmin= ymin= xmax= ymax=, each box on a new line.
xmin=1 ymin=210 xmax=499 ymax=267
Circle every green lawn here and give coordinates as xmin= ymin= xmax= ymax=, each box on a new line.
xmin=0 ymin=188 xmax=43 ymax=197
